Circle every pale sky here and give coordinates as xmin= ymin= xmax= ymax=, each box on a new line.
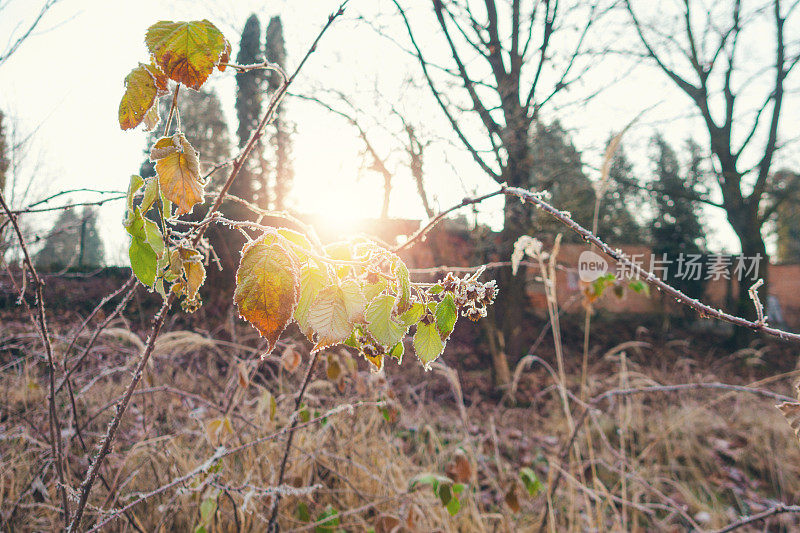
xmin=2 ymin=0 xmax=798 ymax=264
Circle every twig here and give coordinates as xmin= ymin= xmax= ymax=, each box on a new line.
xmin=0 ymin=189 xmax=70 ymax=526
xmin=749 ymin=279 xmax=766 ymax=325
xmin=8 ymin=195 xmax=126 ymax=214
xmin=393 ymin=189 xmax=505 ymax=253
xmin=714 ymin=503 xmax=800 ymax=532
xmin=503 ymin=186 xmax=800 ymax=343
xmin=267 ymin=351 xmax=321 ymax=531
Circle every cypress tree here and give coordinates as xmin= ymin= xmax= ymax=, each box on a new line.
xmin=265 ymin=16 xmax=293 ymax=210
xmin=235 ymin=14 xmax=265 ymax=207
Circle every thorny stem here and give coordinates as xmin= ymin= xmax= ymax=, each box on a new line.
xmin=502 ymin=186 xmax=800 ymax=343
xmin=67 ymin=6 xmax=348 ymax=529
xmin=67 ymin=295 xmax=174 ymax=531
xmin=55 ymin=275 xmax=137 ymax=394
xmin=401 ymin=184 xmax=800 ymax=343
xmin=267 ymin=352 xmax=321 ymax=531
xmin=0 ymin=190 xmax=70 ymax=526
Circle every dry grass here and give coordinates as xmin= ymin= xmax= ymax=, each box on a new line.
xmin=2 ymin=312 xmax=800 ymax=532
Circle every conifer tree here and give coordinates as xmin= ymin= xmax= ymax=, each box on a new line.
xmin=36 ymin=207 xmax=104 ymax=270
xmin=235 ymin=14 xmax=265 ymax=207
xmin=265 ymin=16 xmax=293 ymax=210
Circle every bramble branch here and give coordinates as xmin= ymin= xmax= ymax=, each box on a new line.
xmin=66 ymin=7 xmax=349 ymax=530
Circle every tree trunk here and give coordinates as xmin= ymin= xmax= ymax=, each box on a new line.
xmin=729 ymin=212 xmax=769 ymax=346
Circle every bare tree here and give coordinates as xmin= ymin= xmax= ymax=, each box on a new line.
xmin=393 ymin=0 xmax=609 ymax=386
xmin=625 ymin=0 xmax=800 ymax=322
xmin=0 ymin=0 xmax=62 ymax=68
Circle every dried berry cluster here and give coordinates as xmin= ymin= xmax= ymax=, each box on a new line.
xmin=439 ymin=272 xmax=498 ymax=321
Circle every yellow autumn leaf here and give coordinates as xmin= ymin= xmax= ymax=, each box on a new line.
xmin=153 ymin=134 xmax=203 ymax=215
xmin=145 ymin=20 xmax=227 ymax=90
xmin=119 ymin=64 xmax=159 ymax=131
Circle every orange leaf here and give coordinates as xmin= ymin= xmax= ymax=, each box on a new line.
xmin=282 ymin=346 xmax=302 ymax=373
xmin=145 ymin=20 xmax=227 ymax=90
xmin=445 ymin=449 xmax=472 ymax=483
xmin=234 ymin=236 xmax=298 ymax=352
xmin=217 ymin=39 xmax=231 ymax=71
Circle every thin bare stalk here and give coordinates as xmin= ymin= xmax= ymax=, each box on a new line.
xmin=0 ymin=190 xmax=70 ymax=525
xmin=86 ymin=401 xmax=382 ymax=532
xmin=267 ymin=351 xmax=320 ymax=531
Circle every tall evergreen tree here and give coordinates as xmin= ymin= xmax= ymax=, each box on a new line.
xmin=527 ymin=120 xmax=643 ymax=243
xmin=265 ymin=16 xmax=293 ymax=210
xmin=528 ymin=120 xmax=594 ymax=240
xmin=76 ymin=207 xmax=104 ymax=267
xmin=235 ymin=14 xmax=265 ymax=207
xmin=36 ymin=207 xmax=104 ymax=270
xmin=773 ymin=169 xmax=800 ymax=262
xmin=596 ymin=142 xmax=647 ymax=244
xmin=650 ymin=134 xmax=706 ymax=298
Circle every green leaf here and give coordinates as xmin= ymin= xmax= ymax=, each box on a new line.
xmin=413 ymin=322 xmax=445 ymax=369
xmin=341 ymin=279 xmax=367 ymax=322
xmin=395 ymin=259 xmax=411 ymax=311
xmin=363 ymin=277 xmax=389 ymax=302
xmin=308 ymin=286 xmax=353 ymax=352
xmin=628 ymin=279 xmax=650 ymax=296
xmin=435 ymin=293 xmax=457 ymax=338
xmin=323 ymin=241 xmax=355 ymax=278
xmin=296 ymin=502 xmax=311 ymax=522
xmin=344 ymin=329 xmax=361 ymax=349
xmin=389 ymin=342 xmax=404 ymax=363
xmin=428 ymin=283 xmax=444 ymax=295
xmin=141 ymin=176 xmax=160 ymax=213
xmin=366 ymin=294 xmax=407 ymax=347
xmin=126 ymin=207 xmax=158 ymax=287
xmin=398 ymin=302 xmax=424 ymax=327
xmin=445 ymin=496 xmax=461 ymax=516
xmin=126 ymin=175 xmax=144 ymax=215
xmin=199 ymin=496 xmax=217 ymax=523
xmin=520 ymin=467 xmax=543 ymax=496
xmin=130 ymin=235 xmax=157 ymax=287
xmin=145 ymin=20 xmax=227 ymax=89
xmin=315 ymin=504 xmax=340 ymax=532
xmin=277 ymin=228 xmax=316 ymax=261
xmin=295 ymin=264 xmax=330 ymax=338
xmin=234 ymin=236 xmax=298 ymax=352
xmin=142 ymin=218 xmax=165 ymax=257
